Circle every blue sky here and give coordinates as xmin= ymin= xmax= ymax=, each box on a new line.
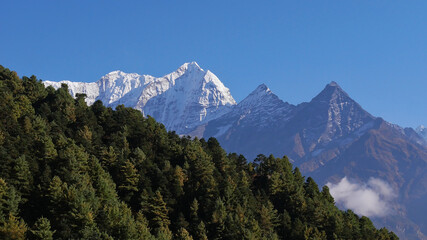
xmin=1 ymin=1 xmax=426 ymax=128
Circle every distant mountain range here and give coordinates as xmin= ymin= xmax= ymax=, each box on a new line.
xmin=44 ymin=62 xmax=427 ymax=240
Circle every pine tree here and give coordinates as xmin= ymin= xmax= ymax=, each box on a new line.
xmin=176 ymin=227 xmax=194 ymax=240
xmin=156 ymin=227 xmax=173 ymax=240
xmin=359 ymin=216 xmax=376 ymax=240
xmin=30 ymin=217 xmax=55 ymax=240
xmin=100 ymin=146 xmax=118 ymax=170
xmin=10 ymin=155 xmax=32 ymax=198
xmin=211 ymin=198 xmax=226 ymax=239
xmin=258 ymin=200 xmax=279 ymax=237
xmin=135 ymin=211 xmax=155 ymax=240
xmin=0 ymin=179 xmax=21 ymax=223
xmin=195 ymin=221 xmax=208 ymax=240
xmin=118 ymin=159 xmax=139 ymax=202
xmin=147 ymin=190 xmax=170 ymax=231
xmin=0 ymin=214 xmax=27 ymax=240
xmin=172 ymin=165 xmax=186 ymax=197
xmin=304 ymin=226 xmax=327 ymax=240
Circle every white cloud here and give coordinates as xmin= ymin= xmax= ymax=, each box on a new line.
xmin=326 ymin=177 xmax=396 ymax=217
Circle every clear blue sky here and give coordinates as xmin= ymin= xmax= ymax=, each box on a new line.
xmin=1 ymin=1 xmax=426 ymax=128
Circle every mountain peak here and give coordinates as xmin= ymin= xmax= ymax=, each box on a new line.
xmin=302 ymin=81 xmax=373 ymax=142
xmin=328 ymin=81 xmax=340 ymax=87
xmin=237 ymin=84 xmax=283 ymax=108
xmin=178 ymin=61 xmax=204 ymax=72
xmin=311 ymin=81 xmax=350 ymax=103
xmin=100 ymin=70 xmax=143 ymax=85
xmin=106 ymin=70 xmax=125 ymax=75
xmin=252 ymin=84 xmax=271 ymax=94
xmin=323 ymin=81 xmax=345 ymax=93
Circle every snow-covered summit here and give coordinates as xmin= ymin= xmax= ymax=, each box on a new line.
xmin=43 ymin=62 xmax=236 ymax=134
xmin=178 ymin=61 xmax=203 ymax=71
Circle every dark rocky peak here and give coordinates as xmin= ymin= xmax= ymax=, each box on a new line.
xmin=310 ymin=81 xmax=353 ymax=104
xmin=237 ymin=84 xmax=294 ymax=110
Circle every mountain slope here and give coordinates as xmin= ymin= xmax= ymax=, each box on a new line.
xmin=191 ymin=84 xmax=296 ymax=151
xmin=275 ymin=81 xmax=376 ymax=162
xmin=202 ymin=82 xmax=376 ymax=161
xmin=201 ymin=82 xmax=427 ymax=239
xmin=44 ymin=62 xmax=236 ymax=134
xmin=308 ymin=118 xmax=427 ymax=240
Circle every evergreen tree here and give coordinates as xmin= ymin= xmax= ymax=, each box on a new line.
xmin=10 ymin=155 xmax=32 ymax=199
xmin=0 ymin=214 xmax=27 ymax=240
xmin=147 ymin=190 xmax=170 ymax=231
xmin=176 ymin=227 xmax=194 ymax=240
xmin=195 ymin=221 xmax=208 ymax=240
xmin=118 ymin=159 xmax=139 ymax=202
xmin=30 ymin=217 xmax=55 ymax=240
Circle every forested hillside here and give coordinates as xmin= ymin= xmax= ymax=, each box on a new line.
xmin=0 ymin=65 xmax=398 ymax=239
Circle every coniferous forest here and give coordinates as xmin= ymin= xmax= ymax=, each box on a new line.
xmin=0 ymin=65 xmax=398 ymax=239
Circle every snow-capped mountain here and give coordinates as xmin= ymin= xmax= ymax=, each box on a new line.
xmin=44 ymin=62 xmax=236 ymax=134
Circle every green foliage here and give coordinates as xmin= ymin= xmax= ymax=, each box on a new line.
xmin=145 ymin=190 xmax=170 ymax=231
xmin=0 ymin=214 xmax=27 ymax=240
xmin=30 ymin=217 xmax=54 ymax=240
xmin=0 ymin=65 xmax=398 ymax=239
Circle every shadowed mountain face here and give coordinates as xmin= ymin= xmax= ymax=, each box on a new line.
xmin=201 ymin=82 xmax=376 ymax=161
xmin=190 ymin=84 xmax=296 ymax=155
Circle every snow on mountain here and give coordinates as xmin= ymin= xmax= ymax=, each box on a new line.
xmin=43 ymin=62 xmax=236 ymax=134
xmin=43 ymin=80 xmax=100 ymax=105
xmin=233 ymin=84 xmax=295 ymax=125
xmin=417 ymin=125 xmax=427 ymax=140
